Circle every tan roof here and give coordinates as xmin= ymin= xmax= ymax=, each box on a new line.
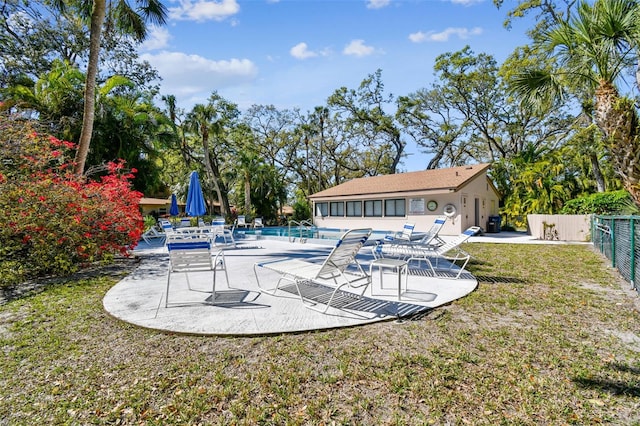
xmin=309 ymin=163 xmax=492 ymax=199
xmin=139 ymin=197 xmax=171 ymax=206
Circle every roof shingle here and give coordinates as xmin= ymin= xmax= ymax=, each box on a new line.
xmin=309 ymin=163 xmax=492 ymax=199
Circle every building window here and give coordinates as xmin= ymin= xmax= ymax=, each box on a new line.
xmin=364 ymin=200 xmax=383 ymax=217
xmin=316 ymin=202 xmax=328 ymax=217
xmin=385 ymin=199 xmax=406 ymax=217
xmin=330 ymin=201 xmax=344 ymax=217
xmin=346 ymin=201 xmax=362 ymax=217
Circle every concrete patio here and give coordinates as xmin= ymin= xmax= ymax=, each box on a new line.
xmin=103 ymin=236 xmax=485 ymax=336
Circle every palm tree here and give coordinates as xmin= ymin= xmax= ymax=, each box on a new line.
xmin=183 ymin=103 xmax=234 ymax=218
xmin=510 ymin=0 xmax=640 ymax=205
xmin=73 ymin=0 xmax=167 ymax=176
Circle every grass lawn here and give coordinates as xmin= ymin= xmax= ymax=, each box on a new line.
xmin=1 ymin=243 xmax=640 ymax=425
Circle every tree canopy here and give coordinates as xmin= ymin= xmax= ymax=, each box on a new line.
xmin=1 ymin=0 xmax=638 ymax=226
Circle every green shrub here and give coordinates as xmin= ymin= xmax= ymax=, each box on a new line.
xmin=561 ymin=190 xmax=639 ymax=215
xmin=143 ymin=215 xmax=158 ymax=231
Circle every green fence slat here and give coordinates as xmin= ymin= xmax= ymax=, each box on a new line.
xmin=610 ymin=217 xmax=615 ymax=268
xmin=593 ymin=215 xmax=639 ymax=293
xmin=631 ymin=217 xmax=636 ymax=286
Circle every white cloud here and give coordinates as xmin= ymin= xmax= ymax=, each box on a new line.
xmin=290 ymin=42 xmax=318 ymax=59
xmin=409 ymin=27 xmax=483 ymax=43
xmin=139 ymin=25 xmax=171 ymax=51
xmin=367 ymin=0 xmax=390 ymax=9
xmin=342 ymin=39 xmax=375 ymax=57
xmin=140 ymin=50 xmax=257 ymax=104
xmin=408 ymin=31 xmax=426 ymax=43
xmin=168 ymin=0 xmax=240 ymax=22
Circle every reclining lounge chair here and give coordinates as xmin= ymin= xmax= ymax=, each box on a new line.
xmin=409 ymin=216 xmax=447 ymax=248
xmin=142 ymin=222 xmax=165 ymax=244
xmin=253 ymin=228 xmax=372 ymax=314
xmin=383 ymin=222 xmax=415 ymax=243
xmin=373 ymin=226 xmax=481 ymax=279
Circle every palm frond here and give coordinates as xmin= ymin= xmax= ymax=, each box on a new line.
xmin=509 ymin=69 xmax=565 ymax=113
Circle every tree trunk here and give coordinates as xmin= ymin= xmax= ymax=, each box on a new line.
xmin=244 ymin=171 xmax=251 ymax=215
xmin=589 ymin=152 xmax=606 ymax=192
xmin=595 ymin=80 xmax=640 ymax=205
xmin=74 ymin=0 xmax=106 ymax=176
xmin=201 ymin=130 xmax=232 ymax=218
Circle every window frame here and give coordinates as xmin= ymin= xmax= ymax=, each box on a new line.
xmin=364 ymin=200 xmax=383 ymax=217
xmin=384 ymin=198 xmax=406 ymax=217
xmin=330 ymin=201 xmax=345 ymax=217
xmin=346 ymin=200 xmax=362 ymax=217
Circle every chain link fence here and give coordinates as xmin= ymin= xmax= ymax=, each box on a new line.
xmin=592 ymin=215 xmax=640 ymax=291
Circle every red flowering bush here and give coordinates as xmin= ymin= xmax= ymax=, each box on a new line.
xmin=0 ymin=114 xmax=143 ymax=286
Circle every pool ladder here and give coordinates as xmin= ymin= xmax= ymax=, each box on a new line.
xmin=288 ymin=220 xmax=317 ymax=243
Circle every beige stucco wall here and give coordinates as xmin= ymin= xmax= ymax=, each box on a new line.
xmin=527 ymin=214 xmax=592 ymax=241
xmin=311 ymin=174 xmax=500 ymax=236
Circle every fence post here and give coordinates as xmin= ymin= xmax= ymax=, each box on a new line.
xmin=631 ymin=217 xmax=636 ymax=289
xmin=609 ymin=217 xmax=616 ymax=268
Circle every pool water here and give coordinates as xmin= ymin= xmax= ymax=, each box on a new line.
xmin=235 ymin=226 xmax=390 ymax=241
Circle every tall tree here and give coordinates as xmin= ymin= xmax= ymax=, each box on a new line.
xmin=493 ymin=0 xmax=578 ymax=30
xmin=327 ymin=69 xmax=405 ymax=174
xmin=397 ymin=47 xmax=573 ymax=168
xmin=510 ymin=0 xmax=640 ymax=205
xmin=184 ymin=93 xmax=240 ymax=218
xmin=73 ymin=0 xmax=167 ymax=175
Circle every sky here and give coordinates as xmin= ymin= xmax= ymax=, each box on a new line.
xmin=138 ymin=0 xmax=536 ymax=171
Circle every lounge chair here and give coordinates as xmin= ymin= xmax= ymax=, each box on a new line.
xmin=179 ymin=217 xmax=192 ymax=228
xmin=165 ymin=234 xmax=229 ymax=307
xmin=252 ymin=217 xmax=264 ymax=228
xmin=372 ymin=226 xmax=481 ymax=279
xmin=253 ymin=228 xmax=372 ymax=314
xmin=402 ymin=216 xmax=447 ymax=248
xmin=384 ymin=222 xmax=415 ymax=243
xmin=142 ymin=222 xmax=165 ymax=244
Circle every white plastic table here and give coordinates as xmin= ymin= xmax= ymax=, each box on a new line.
xmin=369 ymin=258 xmax=409 ymax=301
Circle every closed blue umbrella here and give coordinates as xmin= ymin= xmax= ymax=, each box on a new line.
xmin=169 ymin=194 xmax=179 ymax=216
xmin=186 ymin=171 xmax=206 ymax=217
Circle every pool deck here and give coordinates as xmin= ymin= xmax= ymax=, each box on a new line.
xmin=104 ymin=231 xmax=574 ymax=336
xmin=103 ymin=235 xmax=487 ymax=336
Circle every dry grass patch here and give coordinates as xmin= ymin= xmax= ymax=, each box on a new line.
xmin=1 ymin=243 xmax=640 ymax=424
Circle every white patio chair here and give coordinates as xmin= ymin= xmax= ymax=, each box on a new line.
xmin=159 ymin=219 xmax=176 ymax=243
xmin=253 ymin=228 xmax=372 ymax=314
xmin=252 ymin=217 xmax=264 ymax=228
xmin=236 ymin=215 xmax=248 ymax=228
xmin=372 ymin=226 xmax=481 ymax=279
xmin=211 ymin=217 xmax=236 ymax=247
xmin=165 ymin=234 xmax=229 ymax=307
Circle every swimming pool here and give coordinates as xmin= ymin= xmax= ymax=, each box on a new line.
xmin=234 ymin=226 xmax=391 ymax=242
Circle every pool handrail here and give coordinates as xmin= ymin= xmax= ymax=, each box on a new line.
xmin=288 ymin=219 xmax=318 ymax=243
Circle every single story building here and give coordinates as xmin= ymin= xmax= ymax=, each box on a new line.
xmin=139 ymin=197 xmax=173 ymax=218
xmin=308 ymin=163 xmax=500 ymax=235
